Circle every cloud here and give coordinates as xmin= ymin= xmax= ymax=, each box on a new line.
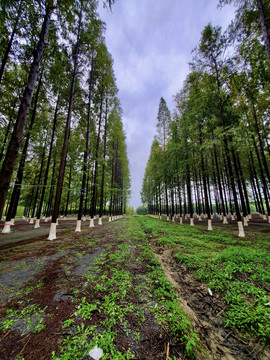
xmin=99 ymin=0 xmax=235 ymax=210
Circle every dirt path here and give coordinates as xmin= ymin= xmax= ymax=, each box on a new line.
xmin=150 ymin=240 xmax=270 ymax=360
xmin=0 ymin=217 xmax=197 ymax=360
xmin=0 ymin=216 xmax=269 ymax=360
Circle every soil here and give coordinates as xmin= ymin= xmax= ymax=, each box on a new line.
xmin=151 ymin=244 xmax=270 ymax=360
xmin=0 ymin=216 xmax=269 ymax=360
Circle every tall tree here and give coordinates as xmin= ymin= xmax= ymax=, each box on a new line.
xmin=0 ymin=1 xmax=54 ymax=220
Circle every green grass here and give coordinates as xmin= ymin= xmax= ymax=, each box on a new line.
xmin=0 ymin=302 xmax=47 ymax=335
xmin=138 ymin=216 xmax=270 ymax=341
xmin=53 ymin=217 xmax=199 ymax=359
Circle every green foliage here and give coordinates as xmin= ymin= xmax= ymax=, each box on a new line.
xmin=52 ymin=217 xmax=199 ymax=358
xmin=135 ymin=206 xmax=147 ymax=215
xmin=0 ymin=303 xmax=47 ymax=335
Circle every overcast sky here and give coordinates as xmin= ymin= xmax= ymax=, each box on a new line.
xmin=98 ymin=0 xmax=235 ymax=210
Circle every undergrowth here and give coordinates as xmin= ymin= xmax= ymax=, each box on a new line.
xmin=52 ymin=217 xmax=199 ymax=359
xmin=138 ymin=216 xmax=270 ymax=342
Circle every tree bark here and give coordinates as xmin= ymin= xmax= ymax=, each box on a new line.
xmin=256 ymin=0 xmax=270 ymax=65
xmin=251 ymin=134 xmax=270 ymax=215
xmin=64 ymin=167 xmax=72 ymax=218
xmin=45 ymin=157 xmax=56 ymax=218
xmin=5 ymin=74 xmax=42 ymax=222
xmin=30 ymin=144 xmax=46 ymax=218
xmin=99 ymin=99 xmax=109 ymax=218
xmin=77 ymin=57 xmax=94 ymax=222
xmin=0 ymin=101 xmax=16 ymax=164
xmin=36 ymin=97 xmax=59 ymax=221
xmin=0 ymin=0 xmax=23 ymax=84
xmin=251 ymin=104 xmax=270 ymax=183
xmin=199 ymin=124 xmax=210 ymax=218
xmin=90 ymin=87 xmax=104 ymax=219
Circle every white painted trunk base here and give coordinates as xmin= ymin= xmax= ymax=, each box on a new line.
xmin=190 ymin=218 xmax=194 ymax=226
xmin=56 ymin=219 xmax=59 ymax=225
xmin=2 ymin=222 xmax=11 ymax=233
xmin=223 ymin=217 xmax=228 ymax=224
xmin=237 ymin=221 xmax=245 ymax=237
xmin=89 ymin=218 xmax=94 ymax=227
xmin=29 ymin=217 xmax=34 ymax=224
xmin=44 ymin=217 xmax=49 ymax=222
xmin=109 ymin=216 xmax=112 ymax=222
xmin=48 ymin=223 xmax=57 ymax=240
xmin=198 ymin=216 xmax=202 ymax=221
xmin=10 ymin=218 xmax=15 ymax=225
xmin=207 ymin=219 xmax=213 ymax=231
xmin=34 ymin=219 xmax=40 ymax=229
xmin=179 ymin=217 xmax=183 ymax=224
xmin=98 ymin=217 xmax=102 ymax=225
xmin=75 ymin=220 xmax=81 ymax=232
xmin=172 ymin=216 xmax=175 ymax=222
xmin=166 ymin=216 xmax=170 ymax=221
xmin=231 ymin=215 xmax=235 ymax=220
xmin=243 ymin=217 xmax=248 ymax=227
xmin=82 ymin=216 xmax=86 ymax=222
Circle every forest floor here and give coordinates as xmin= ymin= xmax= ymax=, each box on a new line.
xmin=0 ymin=215 xmax=269 ymax=360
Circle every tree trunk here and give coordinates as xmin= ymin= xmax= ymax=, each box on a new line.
xmin=231 ymin=146 xmax=247 ymax=217
xmin=30 ymin=144 xmax=46 ymax=219
xmin=109 ymin=151 xmax=115 ymax=220
xmin=45 ymin=157 xmax=56 ymax=218
xmin=251 ymin=104 xmax=270 ymax=183
xmin=0 ymin=102 xmax=16 ymax=164
xmin=199 ymin=124 xmax=210 ymax=219
xmin=213 ymin=60 xmax=242 ymax=225
xmin=64 ymin=167 xmax=72 ymax=218
xmin=251 ymin=134 xmax=270 ymax=215
xmin=4 ymin=74 xmax=42 ymax=223
xmin=256 ymin=0 xmax=270 ymax=65
xmin=49 ymin=9 xmax=82 ymax=237
xmin=90 ymin=87 xmax=104 ymax=220
xmin=0 ymin=0 xmax=23 ymax=84
xmin=36 ymin=97 xmax=59 ymax=222
xmin=0 ymin=5 xmax=53 ymax=220
xmin=236 ymin=152 xmax=250 ymax=215
xmin=77 ymin=56 xmax=94 ymax=225
xmin=99 ymin=99 xmax=109 ymax=219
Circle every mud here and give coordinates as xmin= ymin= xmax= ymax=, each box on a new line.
xmin=151 ymin=240 xmax=270 ymax=360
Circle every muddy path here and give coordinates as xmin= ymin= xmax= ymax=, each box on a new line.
xmin=0 ymin=216 xmax=269 ymax=360
xmin=150 ymin=239 xmax=270 ymax=360
xmin=0 ymin=217 xmax=198 ymax=360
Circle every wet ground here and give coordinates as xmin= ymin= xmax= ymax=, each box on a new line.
xmin=0 ymin=215 xmax=269 ymax=360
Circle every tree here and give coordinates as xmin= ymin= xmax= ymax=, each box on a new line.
xmin=0 ymin=0 xmax=54 ymax=220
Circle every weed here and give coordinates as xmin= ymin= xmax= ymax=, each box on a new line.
xmin=140 ymin=216 xmax=270 ymax=341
